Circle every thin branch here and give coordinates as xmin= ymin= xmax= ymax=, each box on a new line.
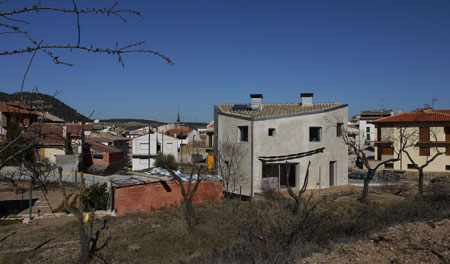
xmin=71 ymin=0 xmax=81 ymax=47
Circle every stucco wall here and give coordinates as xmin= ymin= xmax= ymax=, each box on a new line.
xmin=216 ymin=105 xmax=349 ymax=196
xmin=377 ymin=126 xmax=450 ymax=172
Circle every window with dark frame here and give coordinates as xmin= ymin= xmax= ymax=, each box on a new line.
xmin=309 ymin=127 xmax=322 ymax=142
xmin=336 ymin=123 xmax=343 ymax=137
xmin=93 ymin=153 xmax=104 ymax=160
xmin=238 ymin=126 xmax=248 ymax=142
xmin=268 ymin=128 xmax=276 ymax=137
xmin=446 ymin=165 xmax=450 ymax=171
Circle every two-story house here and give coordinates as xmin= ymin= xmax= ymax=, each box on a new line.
xmin=372 ymin=108 xmax=450 ymax=172
xmin=131 ymin=132 xmax=179 ymax=171
xmin=214 ymin=93 xmax=348 ymax=197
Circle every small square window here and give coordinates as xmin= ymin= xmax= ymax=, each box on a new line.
xmin=336 ymin=123 xmax=343 ymax=137
xmin=385 ymin=163 xmax=393 ymax=169
xmin=268 ymin=128 xmax=276 ymax=137
xmin=446 ymin=165 xmax=450 ymax=171
xmin=238 ymin=126 xmax=248 ymax=142
xmin=309 ymin=127 xmax=322 ymax=142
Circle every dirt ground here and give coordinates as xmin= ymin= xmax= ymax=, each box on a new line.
xmin=302 ymin=218 xmax=450 ymax=264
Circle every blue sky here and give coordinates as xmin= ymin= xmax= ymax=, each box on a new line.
xmin=1 ymin=0 xmax=450 ymax=122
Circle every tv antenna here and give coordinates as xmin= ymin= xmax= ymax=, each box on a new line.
xmin=380 ymin=98 xmax=384 ymax=110
xmin=432 ymin=98 xmax=438 ymax=109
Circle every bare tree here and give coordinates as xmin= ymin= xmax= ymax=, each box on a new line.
xmin=58 ymin=168 xmax=108 ymax=263
xmin=216 ymin=134 xmax=247 ymax=198
xmin=166 ymin=166 xmax=202 ymax=233
xmin=285 ymin=161 xmax=311 ymax=214
xmin=399 ymin=126 xmax=445 ymax=196
xmin=341 ymin=126 xmax=404 ymax=201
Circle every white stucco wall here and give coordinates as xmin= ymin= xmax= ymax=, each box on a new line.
xmin=216 ymin=105 xmax=349 ymax=196
xmin=131 ymin=132 xmax=179 ymax=171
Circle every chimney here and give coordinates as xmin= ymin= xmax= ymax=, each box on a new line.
xmin=62 ymin=125 xmax=67 ymax=138
xmin=250 ymin=94 xmax=263 ymax=110
xmin=300 ymin=93 xmax=314 ymax=106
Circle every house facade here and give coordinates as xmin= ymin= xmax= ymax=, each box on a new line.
xmin=372 ymin=108 xmax=450 ymax=172
xmin=214 ymin=93 xmax=348 ymax=197
xmin=131 ymin=132 xmax=179 ymax=171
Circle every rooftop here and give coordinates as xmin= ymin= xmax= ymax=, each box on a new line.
xmin=217 ymin=102 xmax=343 ymax=118
xmin=372 ymin=109 xmax=450 ymax=123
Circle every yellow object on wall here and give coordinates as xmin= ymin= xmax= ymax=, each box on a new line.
xmin=208 ymin=154 xmax=214 ymax=170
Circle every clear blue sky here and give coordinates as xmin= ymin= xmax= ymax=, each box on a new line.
xmin=2 ymin=0 xmax=450 ymax=122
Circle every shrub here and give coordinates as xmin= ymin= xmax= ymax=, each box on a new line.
xmin=154 ymin=153 xmax=177 ymax=170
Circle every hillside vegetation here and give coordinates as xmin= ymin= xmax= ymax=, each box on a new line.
xmin=0 ymin=92 xmax=90 ymax=122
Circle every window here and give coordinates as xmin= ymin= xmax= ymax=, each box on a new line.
xmin=366 ymin=134 xmax=371 ymax=140
xmin=309 ymin=127 xmax=322 ymax=142
xmin=445 ymin=127 xmax=450 ymax=156
xmin=238 ymin=126 xmax=248 ymax=142
xmin=385 ymin=163 xmax=394 ymax=169
xmin=268 ymin=128 xmax=276 ymax=137
xmin=407 ymin=164 xmax=416 ymax=169
xmin=446 ymin=165 xmax=450 ymax=171
xmin=336 ymin=123 xmax=343 ymax=137
xmin=93 ymin=153 xmax=103 ymax=160
xmin=366 ymin=127 xmax=370 ymax=133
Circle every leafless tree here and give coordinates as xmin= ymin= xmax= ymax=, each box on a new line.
xmin=398 ymin=126 xmax=445 ymax=196
xmin=216 ymin=134 xmax=247 ymax=198
xmin=285 ymin=161 xmax=311 ymax=214
xmin=166 ymin=166 xmax=203 ymax=233
xmin=58 ymin=168 xmax=108 ymax=263
xmin=341 ymin=126 xmax=404 ymax=201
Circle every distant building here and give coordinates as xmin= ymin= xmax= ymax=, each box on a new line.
xmin=0 ymin=101 xmax=38 ymax=138
xmin=131 ymin=132 xmax=178 ymax=171
xmin=349 ymin=110 xmax=393 ymax=148
xmin=215 ymin=93 xmax=348 ymax=197
xmin=372 ymin=108 xmax=450 ymax=172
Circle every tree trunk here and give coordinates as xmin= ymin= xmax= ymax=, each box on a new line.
xmin=418 ymin=168 xmax=424 ymax=196
xmin=78 ymin=214 xmax=90 ymax=263
xmin=361 ymin=170 xmax=374 ymax=202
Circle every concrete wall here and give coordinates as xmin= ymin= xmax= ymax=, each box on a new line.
xmin=216 ymin=106 xmax=349 ymax=196
xmin=132 ymin=132 xmax=179 ymax=171
xmin=114 ymin=180 xmax=222 ymax=215
xmin=43 ymin=148 xmax=66 ymax=163
xmin=55 ymin=154 xmax=78 ymax=172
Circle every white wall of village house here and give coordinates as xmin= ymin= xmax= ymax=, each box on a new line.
xmin=132 ymin=132 xmax=179 ymax=171
xmin=216 ymin=106 xmax=348 ymax=196
xmin=376 ymin=126 xmax=450 ymax=172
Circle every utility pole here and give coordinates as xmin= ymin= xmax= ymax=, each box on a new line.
xmin=148 ymin=123 xmax=151 ymax=169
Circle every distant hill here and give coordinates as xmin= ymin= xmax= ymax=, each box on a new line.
xmin=0 ymin=92 xmax=90 ymax=122
xmin=100 ymin=118 xmax=208 ymax=131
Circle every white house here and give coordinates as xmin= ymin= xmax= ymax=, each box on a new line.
xmin=131 ymin=132 xmax=179 ymax=171
xmin=214 ymin=93 xmax=348 ymax=197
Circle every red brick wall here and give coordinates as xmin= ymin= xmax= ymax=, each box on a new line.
xmin=114 ymin=181 xmax=222 ymax=216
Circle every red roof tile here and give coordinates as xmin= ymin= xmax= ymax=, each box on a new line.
xmin=86 ymin=140 xmax=123 ymax=154
xmin=0 ymin=101 xmax=37 ymax=115
xmin=372 ymin=109 xmax=450 ymax=123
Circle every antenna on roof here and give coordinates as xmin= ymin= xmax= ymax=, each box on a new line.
xmin=432 ymin=98 xmax=438 ymax=109
xmin=380 ymin=98 xmax=384 ymax=110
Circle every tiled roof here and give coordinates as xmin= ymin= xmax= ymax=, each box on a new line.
xmin=372 ymin=110 xmax=450 ymax=123
xmin=89 ymin=132 xmax=129 ymax=142
xmin=0 ymin=101 xmax=37 ymax=115
xmin=26 ymin=123 xmax=92 ymax=145
xmin=217 ymin=103 xmax=342 ymax=118
xmin=86 ymin=140 xmax=123 ymax=154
